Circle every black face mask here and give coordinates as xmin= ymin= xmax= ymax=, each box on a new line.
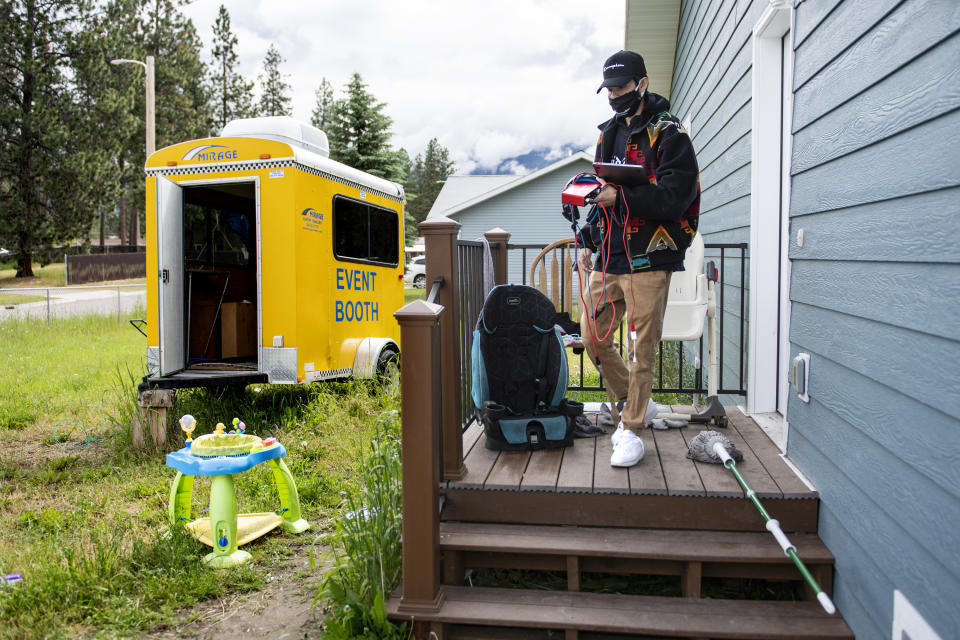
xmin=609 ymin=88 xmax=643 ymax=117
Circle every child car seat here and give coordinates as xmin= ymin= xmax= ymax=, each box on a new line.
xmin=470 ymin=284 xmax=577 ymax=450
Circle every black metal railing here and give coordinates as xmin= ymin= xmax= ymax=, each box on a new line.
xmin=454 ymin=239 xmax=746 ymax=422
xmin=513 ymin=241 xmax=747 ymax=397
xmin=457 ymin=239 xmax=493 ymax=425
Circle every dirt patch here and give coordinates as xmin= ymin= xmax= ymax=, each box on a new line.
xmin=146 ymin=543 xmax=329 ymax=640
xmin=0 ymin=424 xmax=112 ymax=470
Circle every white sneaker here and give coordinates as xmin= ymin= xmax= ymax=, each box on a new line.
xmin=612 ymin=422 xmax=625 ymax=446
xmin=610 ymin=428 xmax=645 ymax=467
xmin=612 ymin=399 xmax=659 ymax=446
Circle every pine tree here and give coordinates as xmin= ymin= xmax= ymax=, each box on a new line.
xmin=209 ymin=4 xmax=254 ymax=131
xmin=310 ymin=77 xmax=334 ymax=130
xmin=257 ymin=44 xmax=291 ymax=117
xmin=405 ymin=138 xmax=455 ymax=238
xmin=72 ymin=0 xmax=141 ymax=249
xmin=325 ymin=73 xmax=408 ymax=183
xmin=0 ymin=0 xmax=112 ymax=276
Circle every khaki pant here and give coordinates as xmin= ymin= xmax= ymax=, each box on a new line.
xmin=579 ymin=269 xmax=672 ymax=433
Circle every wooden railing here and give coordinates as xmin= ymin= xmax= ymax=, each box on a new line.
xmin=393 ymin=217 xmax=510 ymax=620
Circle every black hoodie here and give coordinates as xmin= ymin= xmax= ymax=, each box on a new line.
xmin=583 ymin=92 xmax=701 ymax=273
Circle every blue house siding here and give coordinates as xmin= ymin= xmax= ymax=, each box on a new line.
xmin=664 ymin=0 xmax=960 ymax=636
xmin=789 ymin=0 xmax=960 ymax=637
xmin=669 ymin=0 xmax=764 ymax=398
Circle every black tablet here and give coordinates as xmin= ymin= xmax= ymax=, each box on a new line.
xmin=593 ymin=162 xmax=649 ymax=186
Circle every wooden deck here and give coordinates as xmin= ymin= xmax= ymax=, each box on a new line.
xmin=442 ymin=406 xmax=820 ymax=532
xmin=388 ymin=226 xmax=851 ymax=638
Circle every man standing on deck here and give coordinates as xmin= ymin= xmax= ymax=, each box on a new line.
xmin=577 ymin=50 xmax=701 ymax=468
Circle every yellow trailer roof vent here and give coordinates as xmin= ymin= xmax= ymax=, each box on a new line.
xmin=221 ymin=116 xmax=329 ymax=158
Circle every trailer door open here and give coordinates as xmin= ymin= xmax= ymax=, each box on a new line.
xmin=157 ymin=177 xmax=185 ymax=375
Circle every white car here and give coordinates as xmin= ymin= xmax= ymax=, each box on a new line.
xmin=0 ymin=248 xmax=9 ymax=259
xmin=404 ymin=257 xmax=426 ymax=288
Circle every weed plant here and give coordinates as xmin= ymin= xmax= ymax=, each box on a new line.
xmin=316 ymin=410 xmax=406 ymax=639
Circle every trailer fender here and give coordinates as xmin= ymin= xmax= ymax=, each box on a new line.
xmin=352 ymin=338 xmax=400 ymax=379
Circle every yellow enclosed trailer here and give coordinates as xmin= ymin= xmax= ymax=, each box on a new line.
xmin=141 ymin=117 xmax=404 ymax=390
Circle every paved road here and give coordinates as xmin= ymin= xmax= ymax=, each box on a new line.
xmin=0 ymin=285 xmax=147 ymax=321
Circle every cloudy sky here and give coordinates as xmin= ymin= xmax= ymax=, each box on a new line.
xmin=181 ymin=0 xmax=626 ymax=174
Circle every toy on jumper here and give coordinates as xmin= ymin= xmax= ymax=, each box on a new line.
xmin=166 ymin=416 xmax=310 ymax=569
xmin=179 ymin=414 xmax=196 ymax=446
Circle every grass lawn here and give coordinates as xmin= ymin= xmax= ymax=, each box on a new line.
xmin=0 ymin=262 xmax=67 ymax=288
xmin=0 ymin=261 xmax=146 ymax=289
xmin=403 ymin=286 xmax=425 ymax=305
xmin=0 ymin=312 xmax=399 ymax=639
xmin=0 ymin=293 xmax=47 ymax=305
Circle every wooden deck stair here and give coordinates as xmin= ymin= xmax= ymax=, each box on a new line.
xmin=438 ymin=522 xmax=835 ymax=598
xmin=398 ymin=586 xmax=852 ymax=639
xmin=391 ymin=521 xmax=850 ymax=639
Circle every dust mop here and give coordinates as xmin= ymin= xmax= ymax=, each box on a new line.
xmin=689 ymin=431 xmax=836 ymax=615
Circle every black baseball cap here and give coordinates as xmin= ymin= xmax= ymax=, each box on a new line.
xmin=597 ymin=50 xmax=647 ymax=93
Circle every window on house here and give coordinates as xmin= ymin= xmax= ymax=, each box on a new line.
xmin=333 ymin=195 xmax=399 ymax=266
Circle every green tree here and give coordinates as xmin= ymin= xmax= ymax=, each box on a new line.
xmin=325 ymin=73 xmax=408 ymax=183
xmin=405 ymin=138 xmax=455 ymax=240
xmin=208 ymin=4 xmax=254 ymax=131
xmin=257 ymin=44 xmax=290 ymax=117
xmin=0 ymin=0 xmax=112 ymax=277
xmin=72 ymin=0 xmax=141 ymax=249
xmin=310 ymin=77 xmax=334 ymax=130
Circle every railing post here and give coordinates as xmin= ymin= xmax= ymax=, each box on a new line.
xmin=484 ymin=227 xmax=511 ymax=285
xmin=394 ymin=299 xmax=445 ymax=614
xmin=420 ymin=216 xmax=465 ymax=481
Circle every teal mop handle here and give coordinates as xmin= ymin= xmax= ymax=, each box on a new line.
xmin=712 ymin=443 xmax=836 ymax=615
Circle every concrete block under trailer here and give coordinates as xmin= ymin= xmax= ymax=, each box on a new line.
xmin=141 ymin=117 xmax=405 ymax=391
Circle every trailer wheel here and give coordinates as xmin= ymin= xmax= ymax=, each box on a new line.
xmin=413 ymin=274 xmax=426 ymax=289
xmin=377 ymin=347 xmax=400 ymax=387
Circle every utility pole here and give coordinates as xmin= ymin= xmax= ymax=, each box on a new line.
xmin=111 ymin=55 xmax=156 ymax=249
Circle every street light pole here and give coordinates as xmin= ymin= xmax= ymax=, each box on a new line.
xmin=110 ymin=55 xmax=155 ymax=247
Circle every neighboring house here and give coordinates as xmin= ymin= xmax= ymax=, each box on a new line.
xmin=427 ymin=152 xmax=594 ymax=283
xmin=628 ymin=0 xmax=958 ymax=637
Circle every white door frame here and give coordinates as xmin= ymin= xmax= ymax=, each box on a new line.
xmin=747 ymin=3 xmax=794 ymax=427
xmin=163 ymin=176 xmax=262 ymax=374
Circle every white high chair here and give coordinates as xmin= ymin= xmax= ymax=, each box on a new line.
xmin=656 ymin=232 xmax=726 ymax=427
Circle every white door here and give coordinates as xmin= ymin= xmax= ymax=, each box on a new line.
xmin=747 ymin=4 xmax=794 ymax=448
xmin=157 ymin=177 xmax=184 ymax=375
